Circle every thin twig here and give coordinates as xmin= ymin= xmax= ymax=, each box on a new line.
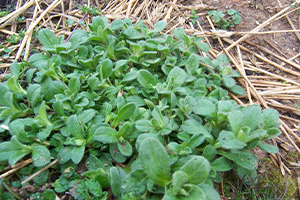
xmin=0 ymin=159 xmax=32 ymax=179
xmin=21 ymin=159 xmax=58 ymax=185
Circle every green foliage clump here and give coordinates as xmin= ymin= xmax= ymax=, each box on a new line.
xmin=190 ymin=9 xmax=199 ymax=24
xmin=208 ymin=9 xmax=241 ymax=29
xmin=0 ymin=16 xmax=281 ymax=199
xmin=78 ymin=5 xmax=101 ymax=16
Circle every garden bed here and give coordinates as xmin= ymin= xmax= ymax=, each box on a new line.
xmin=0 ymin=0 xmax=300 ymax=199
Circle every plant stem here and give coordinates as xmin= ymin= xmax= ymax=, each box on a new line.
xmin=3 ymin=181 xmax=21 ymax=200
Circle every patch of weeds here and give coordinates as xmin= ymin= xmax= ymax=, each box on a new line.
xmin=190 ymin=9 xmax=199 ymax=24
xmin=78 ymin=5 xmax=101 ymax=16
xmin=0 ymin=17 xmax=281 ymax=199
xmin=290 ymin=3 xmax=300 ymax=14
xmin=7 ymin=29 xmax=26 ymax=44
xmin=0 ymin=10 xmax=9 ymax=17
xmin=0 ymin=5 xmax=13 ymax=18
xmin=208 ymin=9 xmax=241 ymax=29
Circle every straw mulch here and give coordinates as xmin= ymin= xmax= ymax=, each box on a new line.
xmin=1 ymin=0 xmax=300 ymax=195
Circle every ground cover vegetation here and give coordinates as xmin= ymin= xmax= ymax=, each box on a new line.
xmin=0 ymin=16 xmax=281 ymax=199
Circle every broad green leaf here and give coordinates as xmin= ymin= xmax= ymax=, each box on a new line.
xmin=27 ymin=84 xmax=41 ymax=106
xmin=187 ymin=133 xmax=205 ymax=148
xmin=218 ymin=150 xmax=258 ymax=170
xmin=50 ymin=80 xmax=67 ymax=94
xmin=77 ymin=109 xmax=96 ymax=124
xmin=7 ymin=77 xmax=27 ymax=94
xmin=37 ymin=126 xmax=52 ymax=142
xmin=181 ymin=119 xmax=213 ymax=142
xmin=71 ymin=145 xmax=85 ymax=164
xmin=211 ymin=157 xmax=233 ymax=171
xmin=186 ymin=54 xmax=199 ymax=74
xmin=197 ymin=42 xmax=209 ymax=52
xmin=123 ymin=27 xmax=147 ymax=39
xmin=122 ymin=170 xmax=147 ymax=196
xmin=229 ymin=85 xmax=246 ymax=95
xmin=53 ymin=100 xmax=64 ymax=116
xmin=57 ymin=146 xmax=72 ymax=164
xmin=121 ymin=71 xmax=138 ymax=82
xmin=222 ymin=74 xmax=236 ymax=88
xmin=9 ymin=151 xmax=30 ymax=166
xmin=68 ymin=115 xmax=84 ymax=139
xmin=109 ymin=143 xmax=127 ymax=163
xmin=94 ymin=127 xmax=118 ymax=143
xmin=258 ymin=142 xmax=278 ymax=153
xmin=173 ymin=27 xmax=186 ymax=41
xmin=244 ymin=129 xmax=267 ymax=143
xmin=10 ymin=61 xmax=20 ymax=77
xmin=99 ymin=58 xmax=113 ymax=80
xmin=228 ymin=110 xmax=244 ymax=134
xmin=167 ymin=142 xmax=181 ymax=154
xmin=137 ymin=69 xmax=156 ymax=89
xmin=198 ymin=183 xmax=221 ymax=200
xmin=233 ymin=14 xmax=241 ymax=24
xmin=88 ymin=76 xmax=100 ymax=91
xmin=194 ymin=99 xmax=217 ymax=118
xmin=112 ymin=103 xmax=136 ymax=127
xmin=38 ymin=29 xmax=58 ymax=51
xmin=164 ymin=184 xmax=206 ymax=200
xmin=117 ymin=140 xmax=133 ymax=156
xmin=219 ymin=130 xmax=247 ymax=149
xmin=167 ymin=67 xmax=187 ymax=87
xmin=217 ymin=100 xmax=233 ymax=113
xmin=136 ymin=133 xmax=164 ymax=151
xmin=36 ymin=101 xmax=52 ymax=126
xmin=202 ymin=145 xmax=216 ymax=161
xmin=180 ymin=156 xmax=210 ymax=185
xmin=32 ymin=145 xmax=51 ymax=167
xmin=154 ymin=21 xmax=167 ymax=32
xmin=0 ymin=84 xmax=10 ymax=106
xmin=28 ymin=53 xmax=50 ymax=70
xmin=266 ymin=128 xmax=281 ymax=139
xmin=241 ymin=105 xmax=261 ymax=130
xmin=262 ymin=108 xmax=279 ymax=129
xmin=117 ymin=122 xmax=133 ymax=137
xmin=139 ymin=137 xmax=171 ymax=187
xmin=110 ymin=167 xmax=127 ymax=198
xmin=126 ymin=96 xmax=145 ymax=107
xmin=111 ymin=19 xmax=124 ymax=30
xmin=152 ymin=106 xmax=164 ymax=126
xmin=0 ymin=141 xmax=20 ymax=162
xmin=68 ymin=77 xmax=80 ymax=94
xmin=172 ymin=171 xmax=189 ymax=195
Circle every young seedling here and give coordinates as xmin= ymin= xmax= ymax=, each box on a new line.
xmin=208 ymin=9 xmax=241 ymax=29
xmin=190 ymin=9 xmax=199 ymax=24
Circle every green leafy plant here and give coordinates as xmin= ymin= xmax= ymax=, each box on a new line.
xmin=208 ymin=9 xmax=241 ymax=29
xmin=78 ymin=5 xmax=101 ymax=16
xmin=290 ymin=3 xmax=300 ymax=14
xmin=190 ymin=9 xmax=199 ymax=24
xmin=0 ymin=16 xmax=281 ymax=199
xmin=0 ymin=10 xmax=9 ymax=17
